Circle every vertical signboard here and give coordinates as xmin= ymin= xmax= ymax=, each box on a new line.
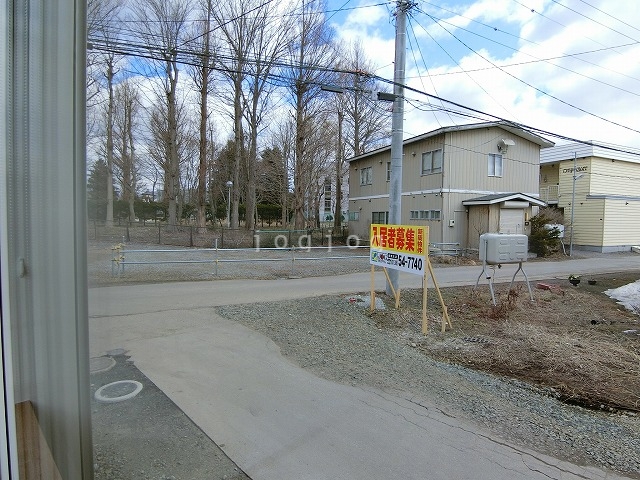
xmin=369 ymin=224 xmax=451 ymax=334
xmin=369 ymin=224 xmax=427 ymax=275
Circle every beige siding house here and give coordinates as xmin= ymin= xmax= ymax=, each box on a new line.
xmin=540 ymin=142 xmax=640 ymax=252
xmin=348 ymin=122 xmax=554 ymax=249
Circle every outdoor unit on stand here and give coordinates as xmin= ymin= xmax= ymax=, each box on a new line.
xmin=476 ymin=233 xmax=533 ymax=305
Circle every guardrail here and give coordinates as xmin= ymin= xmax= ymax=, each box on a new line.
xmin=111 ymin=243 xmax=370 ymax=278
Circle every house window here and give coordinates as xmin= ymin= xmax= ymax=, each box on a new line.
xmin=386 ymin=162 xmax=391 ymax=181
xmin=372 ymin=211 xmax=389 ymax=224
xmin=488 ymin=153 xmax=503 ymax=177
xmin=359 ymin=166 xmax=372 ymax=185
xmin=409 ymin=210 xmax=441 ymax=220
xmin=324 ymin=179 xmax=332 ymax=211
xmin=421 ymin=149 xmax=443 ymax=175
xmin=348 ymin=211 xmax=359 ymax=221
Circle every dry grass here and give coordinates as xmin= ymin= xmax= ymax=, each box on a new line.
xmin=372 ymin=272 xmax=640 ymax=412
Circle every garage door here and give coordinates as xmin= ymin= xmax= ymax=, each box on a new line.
xmin=499 ymin=209 xmax=524 ymax=234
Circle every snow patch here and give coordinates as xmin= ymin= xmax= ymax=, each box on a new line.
xmin=604 ymin=279 xmax=640 ymax=315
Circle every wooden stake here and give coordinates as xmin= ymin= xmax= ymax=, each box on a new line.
xmin=370 ymin=264 xmax=375 ymax=314
xmin=427 ymin=258 xmax=452 ymax=332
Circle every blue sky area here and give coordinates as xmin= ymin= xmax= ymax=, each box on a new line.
xmin=326 ymin=0 xmax=640 ymax=148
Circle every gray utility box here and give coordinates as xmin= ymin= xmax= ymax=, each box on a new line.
xmin=479 ymin=233 xmax=528 ymax=264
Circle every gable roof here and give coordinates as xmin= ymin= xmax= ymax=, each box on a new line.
xmin=462 ymin=192 xmax=547 ymax=207
xmin=348 ymin=121 xmax=555 ymax=162
xmin=540 ymin=141 xmax=640 ymax=165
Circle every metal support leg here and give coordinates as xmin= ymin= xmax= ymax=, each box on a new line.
xmin=476 ymin=261 xmax=497 ymax=305
xmin=508 ymin=261 xmax=534 ymax=302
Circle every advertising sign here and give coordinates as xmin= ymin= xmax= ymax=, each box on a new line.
xmin=370 ymin=224 xmax=427 ymax=275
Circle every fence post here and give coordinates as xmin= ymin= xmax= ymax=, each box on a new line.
xmin=214 ymin=238 xmax=218 ymax=276
xmin=221 ymin=227 xmax=224 ymax=249
xmin=189 ymin=226 xmax=193 ymax=247
xmin=126 ymin=222 xmax=130 ymax=242
xmin=290 ymin=245 xmax=295 ymax=277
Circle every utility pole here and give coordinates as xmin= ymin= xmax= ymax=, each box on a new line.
xmin=387 ymin=0 xmax=411 ymax=296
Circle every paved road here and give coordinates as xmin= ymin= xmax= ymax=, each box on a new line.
xmin=89 ymin=254 xmax=640 ymax=480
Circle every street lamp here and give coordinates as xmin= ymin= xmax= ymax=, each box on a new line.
xmin=226 ymin=180 xmax=233 ymax=229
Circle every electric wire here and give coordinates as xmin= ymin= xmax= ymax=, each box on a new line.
xmin=87 ymin=3 xmax=640 ymax=159
xmin=416 ymin=7 xmax=640 ymax=136
xmin=548 ymin=0 xmax=639 ymax=44
xmin=575 ymin=0 xmax=640 ymax=36
xmin=412 ymin=9 xmax=640 ymax=95
xmin=406 ymin=17 xmax=449 ymax=126
xmin=421 ymin=0 xmax=640 ymax=79
xmin=408 ymin=13 xmax=518 ymax=120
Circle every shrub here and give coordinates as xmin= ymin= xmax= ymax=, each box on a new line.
xmin=529 ymin=208 xmax=562 ymax=257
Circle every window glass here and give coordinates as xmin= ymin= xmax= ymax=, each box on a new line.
xmin=488 ymin=153 xmax=503 ymax=177
xmin=421 ymin=149 xmax=443 ymax=174
xmin=360 ymin=167 xmax=372 ymax=185
xmin=372 ymin=211 xmax=389 ymax=224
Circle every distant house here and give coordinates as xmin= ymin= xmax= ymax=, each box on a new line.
xmin=347 ymin=121 xmax=554 ymax=249
xmin=540 ymin=142 xmax=640 ymax=252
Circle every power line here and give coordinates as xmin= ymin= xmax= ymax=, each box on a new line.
xmin=548 ymin=0 xmax=639 ymax=44
xmin=373 ymin=75 xmax=640 ymax=157
xmin=413 ymin=10 xmax=640 ymax=93
xmin=408 ymin=13 xmax=518 ymax=120
xmin=416 ymin=8 xmax=640 ymax=137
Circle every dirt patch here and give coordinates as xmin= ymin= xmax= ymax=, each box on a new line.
xmin=371 ymin=271 xmax=640 ymax=412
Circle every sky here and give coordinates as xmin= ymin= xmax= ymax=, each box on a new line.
xmin=326 ymin=0 xmax=640 ymax=149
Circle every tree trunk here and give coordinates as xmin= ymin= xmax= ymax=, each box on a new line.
xmin=245 ymin=108 xmax=258 ymax=231
xmin=294 ymin=84 xmax=306 ymax=229
xmin=232 ymin=77 xmax=242 ymax=229
xmin=166 ymin=59 xmax=179 ymax=231
xmin=127 ymin=103 xmax=136 ymax=221
xmin=196 ymin=3 xmax=211 ymax=230
xmin=105 ymin=59 xmax=115 ymax=227
xmin=334 ymin=109 xmax=343 ymax=229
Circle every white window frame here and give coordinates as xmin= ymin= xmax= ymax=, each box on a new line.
xmin=488 ymin=153 xmax=503 ymax=177
xmin=359 ymin=166 xmax=372 ymax=186
xmin=421 ymin=149 xmax=443 ymax=175
xmin=386 ymin=162 xmax=391 ymax=182
xmin=348 ymin=211 xmax=359 ymax=221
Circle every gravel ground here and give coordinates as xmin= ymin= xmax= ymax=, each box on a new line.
xmin=217 ymin=295 xmax=640 ymax=479
xmin=89 ymin=242 xmax=640 ymax=478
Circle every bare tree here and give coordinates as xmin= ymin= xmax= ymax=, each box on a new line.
xmin=266 ymin=119 xmax=296 ymax=226
xmin=328 ymin=42 xmax=392 ymax=227
xmin=87 ymin=0 xmax=123 ymax=108
xmin=211 ymin=0 xmax=254 ymax=229
xmin=184 ymin=0 xmax=219 ymax=229
xmin=240 ymin=1 xmax=293 ymax=230
xmin=133 ymin=0 xmax=192 ymax=230
xmin=285 ymin=0 xmax=338 ymax=229
xmin=340 ymin=42 xmax=392 ymax=157
xmin=113 ymin=80 xmax=140 ymax=221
